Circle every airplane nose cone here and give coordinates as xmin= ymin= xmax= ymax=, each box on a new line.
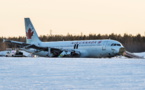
xmin=119 ymin=47 xmax=126 ymax=55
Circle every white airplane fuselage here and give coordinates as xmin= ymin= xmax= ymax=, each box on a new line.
xmin=23 ymin=39 xmax=124 ymax=57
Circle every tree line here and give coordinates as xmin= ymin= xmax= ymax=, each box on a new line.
xmin=0 ymin=33 xmax=145 ymax=52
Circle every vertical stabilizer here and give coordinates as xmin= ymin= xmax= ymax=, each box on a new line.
xmin=25 ymin=18 xmax=41 ymax=44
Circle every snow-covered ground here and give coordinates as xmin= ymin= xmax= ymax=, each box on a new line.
xmin=0 ymin=57 xmax=145 ymax=90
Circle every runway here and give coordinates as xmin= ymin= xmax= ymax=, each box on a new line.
xmin=0 ymin=57 xmax=145 ymax=90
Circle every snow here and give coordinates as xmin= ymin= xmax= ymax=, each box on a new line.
xmin=0 ymin=51 xmax=8 ymax=56
xmin=134 ymin=52 xmax=145 ymax=58
xmin=0 ymin=57 xmax=145 ymax=90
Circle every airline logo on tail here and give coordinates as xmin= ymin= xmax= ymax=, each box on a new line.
xmin=26 ymin=28 xmax=34 ymax=39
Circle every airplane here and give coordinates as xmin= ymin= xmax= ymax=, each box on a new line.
xmin=4 ymin=18 xmax=128 ymax=58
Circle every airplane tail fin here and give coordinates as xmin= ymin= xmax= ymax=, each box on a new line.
xmin=25 ymin=18 xmax=41 ymax=44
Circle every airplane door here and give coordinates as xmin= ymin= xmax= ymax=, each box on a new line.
xmin=74 ymin=44 xmax=79 ymax=49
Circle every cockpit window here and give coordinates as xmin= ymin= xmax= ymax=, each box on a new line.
xmin=111 ymin=43 xmax=121 ymax=46
xmin=117 ymin=44 xmax=121 ymax=46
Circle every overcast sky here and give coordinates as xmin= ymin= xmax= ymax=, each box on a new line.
xmin=0 ymin=0 xmax=145 ymax=37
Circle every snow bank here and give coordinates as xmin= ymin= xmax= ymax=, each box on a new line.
xmin=0 ymin=51 xmax=8 ymax=56
xmin=134 ymin=52 xmax=145 ymax=58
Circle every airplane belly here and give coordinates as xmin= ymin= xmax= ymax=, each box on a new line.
xmin=79 ymin=50 xmax=89 ymax=57
xmin=35 ymin=51 xmax=48 ymax=57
